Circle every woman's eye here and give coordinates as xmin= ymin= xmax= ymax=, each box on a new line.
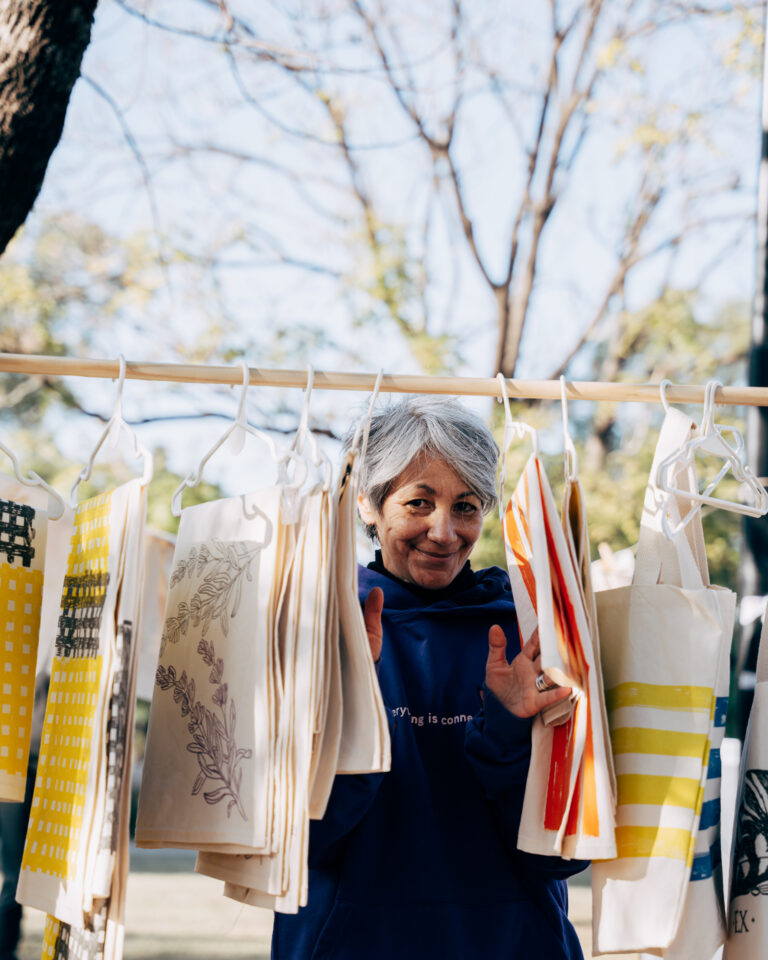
xmin=407 ymin=499 xmax=428 ymax=508
xmin=454 ymin=501 xmax=478 ymax=515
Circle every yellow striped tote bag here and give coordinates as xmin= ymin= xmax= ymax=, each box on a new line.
xmin=592 ymin=408 xmax=735 ymax=956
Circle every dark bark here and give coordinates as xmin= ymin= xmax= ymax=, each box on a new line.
xmin=0 ymin=0 xmax=98 ymax=255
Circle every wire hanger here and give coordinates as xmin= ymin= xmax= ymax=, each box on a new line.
xmin=560 ymin=376 xmax=578 ymax=483
xmin=657 ymin=378 xmax=768 ymax=537
xmin=71 ymin=355 xmax=153 ymax=507
xmin=0 ymin=437 xmax=65 ymax=520
xmin=171 ymin=360 xmax=305 ymax=516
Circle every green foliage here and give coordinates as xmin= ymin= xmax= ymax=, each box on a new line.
xmin=472 ymin=292 xmax=749 ymax=593
xmin=144 ymin=449 xmax=224 ymax=535
xmin=349 ymin=219 xmax=460 ymax=375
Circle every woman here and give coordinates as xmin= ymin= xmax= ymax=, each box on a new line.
xmin=273 ymin=396 xmax=587 ymax=959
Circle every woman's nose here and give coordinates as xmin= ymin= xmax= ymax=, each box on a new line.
xmin=427 ymin=509 xmax=457 ymax=543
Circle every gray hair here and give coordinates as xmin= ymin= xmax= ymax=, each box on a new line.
xmin=346 ymin=395 xmax=499 ymax=541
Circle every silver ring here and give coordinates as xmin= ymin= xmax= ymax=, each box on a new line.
xmin=535 ymin=671 xmax=550 ymax=693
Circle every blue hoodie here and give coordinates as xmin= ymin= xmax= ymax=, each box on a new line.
xmin=272 ymin=562 xmax=587 ymax=959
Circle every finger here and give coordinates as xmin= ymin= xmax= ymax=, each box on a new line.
xmin=533 ymin=653 xmax=542 ymax=673
xmin=521 ymin=628 xmax=540 ymax=661
xmin=487 ymin=625 xmax=508 ymax=667
xmin=537 ymin=686 xmax=573 ymax=709
xmin=364 ymin=587 xmax=384 ymax=662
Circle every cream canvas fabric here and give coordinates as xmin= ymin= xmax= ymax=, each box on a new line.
xmin=195 ymin=485 xmax=332 ymax=909
xmin=136 ymin=489 xmax=283 ymax=853
xmin=197 ymin=431 xmax=390 ymax=913
xmin=592 ymin=409 xmax=735 ymax=956
xmin=17 ymin=478 xmax=147 ymax=960
xmin=725 ymin=612 xmax=768 ymax=959
xmin=134 ymin=530 xmax=175 ymax=702
xmin=0 ymin=498 xmax=48 ymax=802
xmin=334 ymin=449 xmax=391 ymax=775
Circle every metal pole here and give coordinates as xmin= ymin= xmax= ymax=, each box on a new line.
xmin=739 ymin=3 xmax=768 ymax=733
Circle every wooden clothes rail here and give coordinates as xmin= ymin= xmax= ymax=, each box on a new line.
xmin=3 ymin=352 xmax=768 ymax=406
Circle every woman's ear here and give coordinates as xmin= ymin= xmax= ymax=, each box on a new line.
xmin=357 ymin=491 xmax=376 ymax=525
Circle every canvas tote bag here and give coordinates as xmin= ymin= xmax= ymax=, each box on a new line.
xmin=197 ymin=484 xmax=333 ymax=911
xmin=333 ymin=445 xmax=391 ymax=774
xmin=499 ymin=399 xmax=616 ymax=860
xmin=592 ymin=407 xmax=735 ymax=956
xmin=558 ymin=473 xmax=617 ymax=860
xmin=725 ymin=610 xmax=768 ymax=958
xmin=562 ymin=476 xmax=617 ymax=806
xmin=136 ymin=488 xmax=284 ymax=854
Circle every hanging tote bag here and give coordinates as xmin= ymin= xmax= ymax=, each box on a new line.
xmin=502 ymin=452 xmax=615 ymax=859
xmin=558 ymin=473 xmax=617 ymax=860
xmin=136 ymin=488 xmax=284 ymax=855
xmin=17 ymin=480 xmax=147 ymax=929
xmin=592 ymin=407 xmax=735 ymax=956
xmin=0 ymin=497 xmax=48 ymax=802
xmin=197 ymin=484 xmax=334 ymax=912
xmin=497 ymin=376 xmax=616 ymax=861
xmin=562 ymin=476 xmax=617 ymax=802
xmin=725 ymin=611 xmax=768 ymax=958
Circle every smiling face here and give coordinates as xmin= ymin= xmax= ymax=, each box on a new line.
xmin=358 ymin=455 xmax=484 ymax=589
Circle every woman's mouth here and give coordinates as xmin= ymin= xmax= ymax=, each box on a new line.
xmin=415 ymin=548 xmax=456 ymax=563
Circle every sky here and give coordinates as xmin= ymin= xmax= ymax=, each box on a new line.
xmin=8 ymin=0 xmax=766 ymax=496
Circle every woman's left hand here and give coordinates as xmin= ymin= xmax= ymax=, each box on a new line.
xmin=485 ymin=624 xmax=572 ymax=719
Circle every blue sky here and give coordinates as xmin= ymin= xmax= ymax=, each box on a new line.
xmin=13 ymin=0 xmax=764 ymax=494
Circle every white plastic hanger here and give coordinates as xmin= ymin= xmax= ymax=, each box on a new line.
xmin=496 ymin=373 xmax=539 ymax=455
xmin=356 ymin=369 xmax=384 ymax=467
xmin=657 ymin=378 xmax=768 ymax=537
xmin=560 ymin=375 xmax=578 ymax=484
xmin=171 ymin=360 xmax=305 ymax=516
xmin=0 ymin=438 xmax=65 ymax=520
xmin=497 ymin=372 xmax=539 ymax=511
xmin=288 ymin=366 xmax=333 ymax=490
xmin=70 ymin=355 xmax=153 ymax=507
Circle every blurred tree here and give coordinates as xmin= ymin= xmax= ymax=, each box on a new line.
xmin=0 ymin=0 xmax=98 ymax=253
xmin=97 ymin=0 xmax=762 ymax=380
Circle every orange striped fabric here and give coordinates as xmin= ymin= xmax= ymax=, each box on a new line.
xmin=502 ymin=454 xmax=616 ymax=860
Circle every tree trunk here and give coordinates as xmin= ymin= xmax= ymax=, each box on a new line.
xmin=0 ymin=0 xmax=98 ymax=255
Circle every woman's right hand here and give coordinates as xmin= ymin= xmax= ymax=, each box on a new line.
xmin=486 ymin=624 xmax=571 ymax=718
xmin=364 ymin=587 xmax=384 ymax=663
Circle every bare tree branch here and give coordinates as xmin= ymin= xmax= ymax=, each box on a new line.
xmin=81 ymin=74 xmax=166 ymax=265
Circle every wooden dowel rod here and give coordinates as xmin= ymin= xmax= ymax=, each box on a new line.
xmin=2 ymin=352 xmax=768 ymax=406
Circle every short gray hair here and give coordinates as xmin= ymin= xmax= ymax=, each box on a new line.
xmin=347 ymin=395 xmax=499 ymax=541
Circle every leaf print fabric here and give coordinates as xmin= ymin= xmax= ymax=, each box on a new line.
xmin=16 ymin=479 xmax=147 ymax=960
xmin=200 ymin=449 xmax=390 ymax=914
xmin=137 ymin=433 xmax=390 ymax=914
xmin=0 ymin=499 xmax=47 ymax=802
xmin=196 ymin=485 xmax=335 ymax=912
xmin=136 ymin=489 xmax=281 ymax=853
